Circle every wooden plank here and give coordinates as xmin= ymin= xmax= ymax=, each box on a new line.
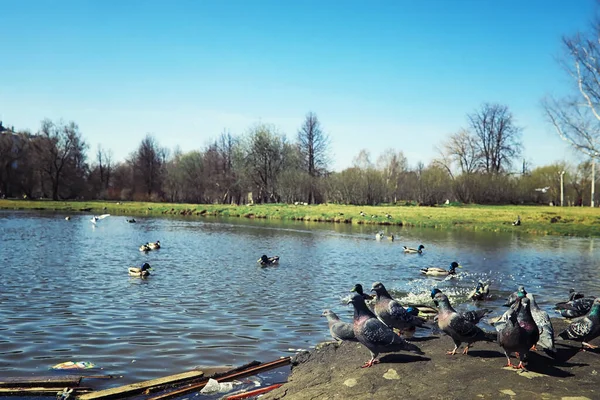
xmin=0 ymin=375 xmax=82 ymax=388
xmin=77 ymin=370 xmax=204 ymax=400
xmin=224 ymin=383 xmax=284 ymax=400
xmin=0 ymin=386 xmax=92 ymax=396
xmin=147 ymin=357 xmax=291 ymax=400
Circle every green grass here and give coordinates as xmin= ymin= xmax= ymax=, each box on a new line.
xmin=1 ymin=199 xmax=599 ymax=237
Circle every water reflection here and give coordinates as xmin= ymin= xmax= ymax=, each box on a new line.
xmin=0 ymin=211 xmax=599 ymax=384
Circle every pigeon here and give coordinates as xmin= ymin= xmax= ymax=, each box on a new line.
xmin=347 ymin=294 xmax=423 ymax=368
xmin=526 ymin=293 xmax=556 ymax=354
xmin=555 ymin=296 xmax=596 ymax=318
xmin=90 ymin=213 xmax=110 ymax=224
xmin=431 ymin=289 xmax=489 ymax=324
xmin=321 ymin=310 xmax=357 ymax=343
xmin=469 ymin=282 xmax=490 ymax=301
xmin=433 ymin=292 xmax=496 ymax=355
xmin=568 ymin=289 xmax=585 ymax=302
xmin=497 ymin=296 xmax=539 ymax=369
xmin=558 ymin=298 xmax=600 ymax=350
xmin=503 ymin=286 xmax=527 ymax=307
xmin=371 ymin=282 xmax=429 ymax=334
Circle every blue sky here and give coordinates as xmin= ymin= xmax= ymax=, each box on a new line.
xmin=0 ymin=0 xmax=596 ymax=171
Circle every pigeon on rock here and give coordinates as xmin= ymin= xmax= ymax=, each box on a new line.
xmin=371 ymin=282 xmax=429 ymax=334
xmin=555 ymin=296 xmax=596 ymax=319
xmin=431 ymin=289 xmax=490 ymax=324
xmin=497 ymin=296 xmax=539 ymax=369
xmin=347 ymin=294 xmax=424 ymax=368
xmin=321 ymin=310 xmax=358 ymax=343
xmin=526 ymin=293 xmax=556 ymax=354
xmin=558 ymin=298 xmax=600 ymax=350
xmin=433 ymin=292 xmax=496 ymax=355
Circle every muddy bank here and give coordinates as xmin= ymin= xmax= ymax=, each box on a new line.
xmin=264 ymin=319 xmax=599 ymax=400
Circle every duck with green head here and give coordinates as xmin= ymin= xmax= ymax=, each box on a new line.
xmin=403 ymin=244 xmax=424 ymax=254
xmin=129 ymin=262 xmax=152 ymax=277
xmin=420 ymin=262 xmax=462 ymax=276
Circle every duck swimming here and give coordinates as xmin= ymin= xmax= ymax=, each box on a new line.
xmin=258 ymin=255 xmax=280 ymax=266
xmin=129 ymin=262 xmax=152 ymax=277
xmin=139 ymin=243 xmax=151 ymax=252
xmin=148 ymin=241 xmax=160 ymax=250
xmin=469 ymin=282 xmax=490 ymax=301
xmin=420 ymin=261 xmax=462 ymax=276
xmin=403 ymin=245 xmax=424 ymax=254
xmin=375 ymin=232 xmax=394 ymax=241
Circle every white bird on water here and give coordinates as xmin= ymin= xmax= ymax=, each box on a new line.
xmin=91 ymin=214 xmax=110 ymax=224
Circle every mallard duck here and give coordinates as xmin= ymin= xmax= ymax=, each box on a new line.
xmin=148 ymin=241 xmax=160 ymax=250
xmin=420 ymin=261 xmax=462 ymax=276
xmin=65 ymin=216 xmax=71 ymax=221
xmin=469 ymin=282 xmax=490 ymax=301
xmin=129 ymin=262 xmax=152 ymax=277
xmin=126 ymin=218 xmax=136 ymax=223
xmin=403 ymin=244 xmax=424 ymax=254
xmin=257 ymin=254 xmax=280 ymax=266
xmin=351 ymin=284 xmax=374 ymax=301
xmin=139 ymin=243 xmax=151 ymax=252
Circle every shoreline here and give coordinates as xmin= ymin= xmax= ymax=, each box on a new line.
xmin=1 ymin=199 xmax=599 ymax=237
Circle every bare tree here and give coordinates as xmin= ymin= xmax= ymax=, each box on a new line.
xmin=468 ymin=103 xmax=522 ymax=173
xmin=96 ymin=145 xmax=113 ymax=190
xmin=132 ymin=134 xmax=167 ymax=198
xmin=543 ymin=22 xmax=600 ymax=158
xmin=297 ymin=112 xmax=330 ymax=203
xmin=376 ymin=149 xmax=407 ymax=203
xmin=35 ymin=119 xmax=88 ymax=200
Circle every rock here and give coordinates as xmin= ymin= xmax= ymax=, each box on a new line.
xmin=264 ymin=319 xmax=599 ymax=400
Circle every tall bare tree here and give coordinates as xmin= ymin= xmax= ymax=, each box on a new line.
xmin=468 ymin=103 xmax=522 ymax=173
xmin=35 ymin=119 xmax=88 ymax=200
xmin=297 ymin=112 xmax=330 ymax=203
xmin=132 ymin=134 xmax=167 ymax=198
xmin=543 ymin=21 xmax=600 ymax=158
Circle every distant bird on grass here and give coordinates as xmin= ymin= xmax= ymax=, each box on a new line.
xmin=321 ymin=309 xmax=357 ymax=343
xmin=420 ymin=262 xmax=461 ymax=277
xmin=512 ymin=215 xmax=521 ymax=226
xmin=403 ymin=244 xmax=424 ymax=254
xmin=433 ymin=292 xmax=496 ymax=355
xmin=129 ymin=262 xmax=152 ymax=277
xmin=348 ymin=294 xmax=423 ymax=368
xmin=257 ymin=255 xmax=280 ymax=266
xmin=90 ymin=214 xmax=110 ymax=224
xmin=558 ymin=298 xmax=600 ymax=351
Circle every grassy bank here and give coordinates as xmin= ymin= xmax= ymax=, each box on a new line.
xmin=1 ymin=199 xmax=599 ymax=237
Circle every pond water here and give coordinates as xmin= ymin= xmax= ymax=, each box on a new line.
xmin=0 ymin=210 xmax=599 ymax=392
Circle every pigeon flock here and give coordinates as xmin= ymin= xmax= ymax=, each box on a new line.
xmin=325 ymin=279 xmax=600 ymax=370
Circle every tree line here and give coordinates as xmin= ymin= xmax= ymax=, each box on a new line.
xmin=0 ymin=104 xmax=596 ymax=206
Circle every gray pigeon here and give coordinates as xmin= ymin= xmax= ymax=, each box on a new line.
xmin=348 ymin=294 xmax=424 ymax=368
xmin=431 ymin=288 xmax=490 ymax=324
xmin=526 ymin=293 xmax=556 ymax=354
xmin=558 ymin=298 xmax=600 ymax=350
xmin=503 ymin=285 xmax=527 ymax=307
xmin=555 ymin=296 xmax=596 ymax=318
xmin=497 ymin=296 xmax=539 ymax=369
xmin=321 ymin=309 xmax=358 ymax=343
xmin=371 ymin=282 xmax=429 ymax=334
xmin=433 ymin=292 xmax=496 ymax=355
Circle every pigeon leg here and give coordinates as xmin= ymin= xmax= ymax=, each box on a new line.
xmin=361 ymin=358 xmax=380 ymax=368
xmin=513 ymin=361 xmax=526 ymax=370
xmin=503 ymin=351 xmax=517 ymax=368
xmin=583 ymin=342 xmax=598 ymax=350
xmin=530 ymin=345 xmax=537 ymax=351
xmin=462 ymin=344 xmax=471 ymax=355
xmin=446 ymin=344 xmax=459 ymax=355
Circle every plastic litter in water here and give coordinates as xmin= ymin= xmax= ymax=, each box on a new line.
xmin=51 ymin=361 xmax=97 ymax=370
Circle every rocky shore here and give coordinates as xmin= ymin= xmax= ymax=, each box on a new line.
xmin=264 ymin=319 xmax=599 ymax=400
